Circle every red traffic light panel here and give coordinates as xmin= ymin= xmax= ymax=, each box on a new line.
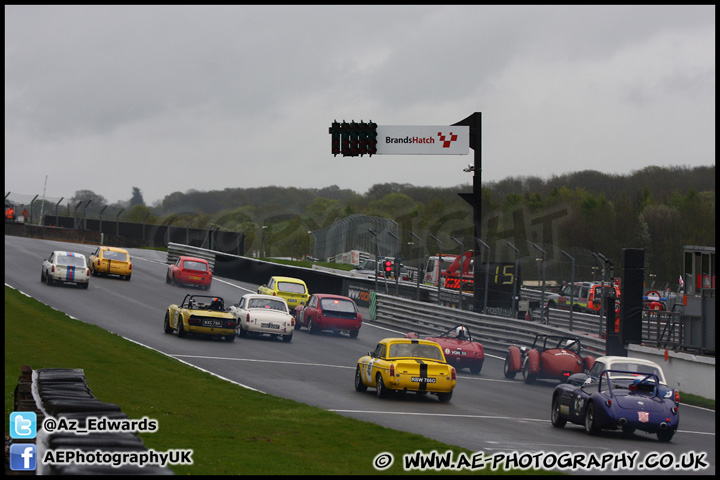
xmin=348 ymin=121 xmax=359 ymax=157
xmin=384 ymin=259 xmax=393 ymax=273
xmin=340 ymin=121 xmax=350 ymax=154
xmin=330 ymin=120 xmax=341 ymax=156
xmin=329 ymin=119 xmax=379 ymax=157
xmin=367 ymin=121 xmax=377 ymax=156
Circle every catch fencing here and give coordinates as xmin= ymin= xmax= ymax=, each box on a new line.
xmin=371 ymin=292 xmax=606 ymax=358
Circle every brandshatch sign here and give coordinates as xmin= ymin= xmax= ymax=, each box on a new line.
xmin=376 ymin=126 xmax=469 ymax=155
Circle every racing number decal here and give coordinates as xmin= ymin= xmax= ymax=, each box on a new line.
xmin=494 ymin=265 xmax=514 ymax=285
xmin=573 ymin=394 xmax=584 ymax=415
xmin=365 ymin=359 xmax=375 ymax=385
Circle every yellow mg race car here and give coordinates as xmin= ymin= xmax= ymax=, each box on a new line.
xmin=164 ymin=294 xmax=237 ymax=342
xmin=355 ymin=338 xmax=457 ymax=402
xmin=89 ymin=246 xmax=132 ymax=280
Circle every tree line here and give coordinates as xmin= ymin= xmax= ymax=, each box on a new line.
xmin=50 ymin=165 xmax=714 ymax=289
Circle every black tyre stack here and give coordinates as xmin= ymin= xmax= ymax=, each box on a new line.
xmin=12 ymin=366 xmax=174 ymax=475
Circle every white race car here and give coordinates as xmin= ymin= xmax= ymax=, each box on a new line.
xmin=41 ymin=251 xmax=90 ymax=288
xmin=567 ymin=355 xmax=668 ymax=387
xmin=230 ymin=293 xmax=295 ymax=342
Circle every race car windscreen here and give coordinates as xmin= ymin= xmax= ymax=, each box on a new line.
xmin=607 ymin=363 xmax=663 ymax=382
xmin=279 ymin=282 xmax=306 ymax=294
xmin=320 ymin=298 xmax=356 ymax=313
xmin=105 ymin=250 xmax=128 ymax=261
xmin=389 ymin=343 xmax=444 ymax=361
xmin=58 ymin=256 xmax=86 ymax=267
xmin=183 ymin=261 xmax=208 ymax=271
xmin=249 ymin=298 xmax=287 ymax=311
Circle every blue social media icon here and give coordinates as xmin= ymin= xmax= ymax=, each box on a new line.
xmin=10 ymin=443 xmax=37 ymax=471
xmin=10 ymin=412 xmax=37 ymax=439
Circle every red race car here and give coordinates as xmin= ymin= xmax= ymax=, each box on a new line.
xmin=504 ymin=334 xmax=595 ymax=384
xmin=293 ymin=293 xmax=362 ymax=338
xmin=406 ymin=325 xmax=485 ymax=374
xmin=166 ymin=256 xmax=213 ymax=290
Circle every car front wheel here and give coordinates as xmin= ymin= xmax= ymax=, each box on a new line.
xmin=503 ymin=355 xmax=516 ymax=379
xmin=551 ymin=396 xmax=566 ymax=428
xmin=164 ymin=313 xmax=173 ymax=334
xmin=523 ymin=359 xmax=536 ymax=384
xmin=354 ymin=367 xmax=367 ymax=392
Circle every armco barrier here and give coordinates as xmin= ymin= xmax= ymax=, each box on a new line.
xmin=370 ymin=293 xmax=717 ymax=400
xmin=372 ymin=292 xmax=606 ymax=359
xmin=627 ymin=344 xmax=716 ymax=400
xmin=12 ymin=365 xmax=174 ymax=475
xmin=168 ymin=242 xmax=216 ymax=272
xmin=155 ymin=244 xmax=716 ymax=400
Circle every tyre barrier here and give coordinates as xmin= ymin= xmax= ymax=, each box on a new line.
xmin=11 ymin=365 xmax=174 ymax=475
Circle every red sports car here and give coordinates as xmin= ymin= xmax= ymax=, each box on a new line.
xmin=166 ymin=256 xmax=213 ymax=290
xmin=504 ymin=334 xmax=595 ymax=384
xmin=293 ymin=294 xmax=362 ymax=338
xmin=406 ymin=325 xmax=485 ymax=374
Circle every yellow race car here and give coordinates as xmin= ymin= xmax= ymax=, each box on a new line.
xmin=355 ymin=338 xmax=456 ymax=402
xmin=164 ymin=294 xmax=237 ymax=342
xmin=257 ymin=276 xmax=310 ymax=308
xmin=89 ymin=246 xmax=132 ymax=280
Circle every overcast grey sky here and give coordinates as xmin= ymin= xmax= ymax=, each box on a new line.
xmin=4 ymin=5 xmax=715 ymax=207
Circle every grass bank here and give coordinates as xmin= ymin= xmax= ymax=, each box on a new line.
xmin=4 ymin=286 xmax=542 ymax=475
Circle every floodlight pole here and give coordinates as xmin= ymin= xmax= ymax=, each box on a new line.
xmin=54 ymin=198 xmax=64 ymax=226
xmin=368 ymin=229 xmax=379 ymax=293
xmin=561 ymin=249 xmax=575 ymax=331
xmin=116 ymin=209 xmax=124 ymax=236
xmin=505 ymin=241 xmax=520 ymax=319
xmin=429 ymin=234 xmax=443 ymax=305
xmin=99 ymin=205 xmax=108 ymax=237
xmin=387 ymin=231 xmax=399 ymax=296
xmin=451 ymin=236 xmax=464 ymax=310
xmin=410 ymin=231 xmax=422 ymax=301
xmin=593 ymin=252 xmax=608 ymax=318
xmin=532 ymin=243 xmax=547 ymax=322
xmin=477 ymin=238 xmax=491 ymax=314
xmin=29 ymin=194 xmax=38 ymax=225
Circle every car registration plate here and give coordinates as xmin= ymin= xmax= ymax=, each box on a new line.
xmin=189 ymin=276 xmax=201 ymax=281
xmin=261 ymin=323 xmax=280 ymax=329
xmin=203 ymin=319 xmax=223 ymax=327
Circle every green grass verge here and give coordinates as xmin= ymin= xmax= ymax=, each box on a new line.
xmin=258 ymin=257 xmax=357 ymax=271
xmin=680 ymin=392 xmax=715 ymax=410
xmin=5 ymin=286 xmax=545 ymax=475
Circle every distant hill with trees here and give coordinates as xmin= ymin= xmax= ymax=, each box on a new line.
xmin=59 ymin=165 xmax=715 ymax=288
